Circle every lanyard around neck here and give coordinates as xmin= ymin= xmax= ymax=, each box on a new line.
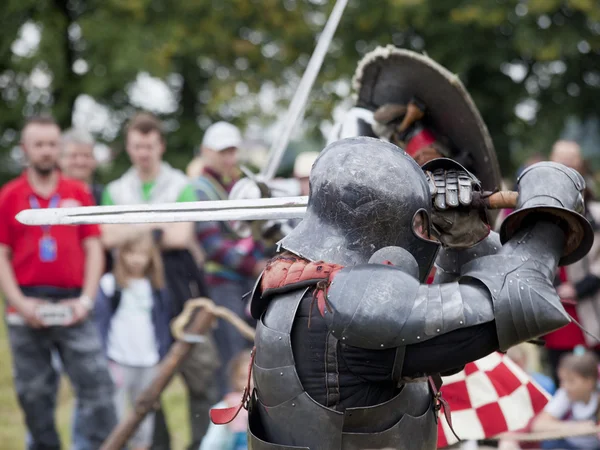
xmin=29 ymin=194 xmax=60 ymax=233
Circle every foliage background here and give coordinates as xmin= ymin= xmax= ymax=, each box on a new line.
xmin=1 ymin=0 xmax=599 ymax=182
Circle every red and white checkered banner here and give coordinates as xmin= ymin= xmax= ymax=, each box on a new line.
xmin=437 ymin=351 xmax=551 ymax=448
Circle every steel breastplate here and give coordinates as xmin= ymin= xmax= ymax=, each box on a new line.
xmin=248 ymin=288 xmax=438 ymax=450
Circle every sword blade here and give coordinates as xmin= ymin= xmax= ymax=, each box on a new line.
xmin=16 ymin=196 xmax=309 ymax=226
xmin=260 ymin=0 xmax=349 ymax=180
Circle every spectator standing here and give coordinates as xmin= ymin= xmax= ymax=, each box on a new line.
xmin=0 ymin=115 xmax=116 ymax=450
xmin=60 ymin=127 xmax=104 ymax=205
xmin=94 ymin=232 xmax=172 ymax=450
xmin=101 ymin=112 xmax=218 ymax=450
xmin=194 ymin=121 xmax=266 ymax=398
xmin=543 ymin=140 xmax=600 ymax=383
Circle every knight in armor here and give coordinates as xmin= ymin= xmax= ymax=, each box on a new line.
xmin=209 ymin=135 xmax=593 ymax=450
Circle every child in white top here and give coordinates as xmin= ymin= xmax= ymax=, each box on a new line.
xmin=94 ymin=232 xmax=170 ymax=450
xmin=531 ymin=348 xmax=600 ymax=449
xmin=199 ymin=349 xmax=253 ymax=450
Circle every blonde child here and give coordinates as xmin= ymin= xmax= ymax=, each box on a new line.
xmin=94 ymin=232 xmax=172 ymax=450
xmin=531 ymin=348 xmax=600 ymax=449
xmin=200 ymin=349 xmax=252 ymax=450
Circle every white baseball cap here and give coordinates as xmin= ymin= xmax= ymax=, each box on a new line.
xmin=201 ymin=121 xmax=243 ymax=152
xmin=293 ymin=151 xmax=320 ymax=178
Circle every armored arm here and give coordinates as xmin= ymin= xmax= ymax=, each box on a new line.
xmin=324 ymin=263 xmax=495 ymax=350
xmin=323 ymin=162 xmax=590 ymax=360
xmin=434 ymin=232 xmax=501 ymax=283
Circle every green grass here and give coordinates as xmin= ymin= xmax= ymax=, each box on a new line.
xmin=0 ymin=316 xmax=191 ymax=449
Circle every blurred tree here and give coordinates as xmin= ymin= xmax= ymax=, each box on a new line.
xmin=0 ymin=0 xmax=599 ymax=186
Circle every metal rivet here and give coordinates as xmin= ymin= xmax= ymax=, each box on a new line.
xmin=459 ymin=321 xmax=464 ymax=325
xmin=493 ymin=247 xmax=498 ymax=251
xmin=493 ymin=289 xmax=497 ymax=293
xmin=509 ymin=280 xmax=513 ymax=283
xmin=417 ymin=336 xmax=420 ymax=340
xmin=516 ymin=274 xmax=520 ymax=277
xmin=342 ymin=337 xmax=346 ymax=340
xmin=436 ymin=329 xmax=440 ymax=333
xmin=292 ymin=403 xmax=296 ymax=407
xmin=280 ymin=372 xmax=283 ymax=376
xmin=473 ymin=253 xmax=477 ymax=257
xmin=402 ymin=339 xmax=405 ymax=342
xmin=520 ymin=286 xmax=524 ymax=290
xmin=278 ymin=336 xmax=282 ymax=340
xmin=380 ymin=344 xmax=384 ymax=347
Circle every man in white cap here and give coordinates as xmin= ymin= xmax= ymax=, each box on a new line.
xmin=293 ymin=151 xmax=320 ymax=196
xmin=193 ymin=121 xmax=267 ymax=398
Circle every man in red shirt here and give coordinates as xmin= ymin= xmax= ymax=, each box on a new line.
xmin=0 ymin=116 xmax=116 ymax=449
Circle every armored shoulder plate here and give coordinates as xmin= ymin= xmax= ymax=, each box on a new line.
xmin=324 ymin=264 xmax=493 ymax=349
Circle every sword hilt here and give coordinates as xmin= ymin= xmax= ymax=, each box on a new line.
xmin=472 ymin=191 xmax=518 ymax=210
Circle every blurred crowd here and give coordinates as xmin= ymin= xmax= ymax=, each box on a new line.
xmin=3 ymin=111 xmax=600 ymax=450
xmin=0 ymin=112 xmax=316 ymax=450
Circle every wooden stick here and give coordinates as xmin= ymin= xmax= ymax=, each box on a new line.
xmin=99 ymin=308 xmax=215 ymax=450
xmin=484 ymin=191 xmax=519 ymax=209
xmin=495 ymin=423 xmax=600 ymax=441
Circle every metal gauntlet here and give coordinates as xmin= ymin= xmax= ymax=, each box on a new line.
xmin=500 ymin=161 xmax=593 ymax=266
xmin=423 ymin=158 xmax=491 ymax=249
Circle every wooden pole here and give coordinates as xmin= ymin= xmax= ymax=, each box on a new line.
xmin=100 ymin=308 xmax=215 ymax=450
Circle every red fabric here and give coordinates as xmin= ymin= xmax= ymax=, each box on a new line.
xmin=260 ymin=254 xmax=345 ymax=320
xmin=0 ymin=171 xmax=100 ymax=292
xmin=261 ymin=255 xmax=344 ymax=292
xmin=477 ymin=402 xmax=509 ymax=437
xmin=436 ymin=352 xmax=551 ymax=448
xmin=426 ymin=267 xmax=436 ymax=284
xmin=543 ymin=267 xmax=587 ymax=350
xmin=406 ymin=128 xmax=437 ymax=157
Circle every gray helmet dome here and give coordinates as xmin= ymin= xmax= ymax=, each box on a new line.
xmin=279 ymin=136 xmax=440 ymax=281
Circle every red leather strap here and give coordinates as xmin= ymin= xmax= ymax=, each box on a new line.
xmin=406 ymin=128 xmax=437 ymax=157
xmin=210 ymin=346 xmax=256 ymax=425
xmin=261 ymin=255 xmax=344 ymax=293
xmin=429 ymin=375 xmax=460 ymax=442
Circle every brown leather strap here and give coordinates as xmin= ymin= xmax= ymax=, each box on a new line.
xmin=428 ymin=374 xmax=460 ymax=442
